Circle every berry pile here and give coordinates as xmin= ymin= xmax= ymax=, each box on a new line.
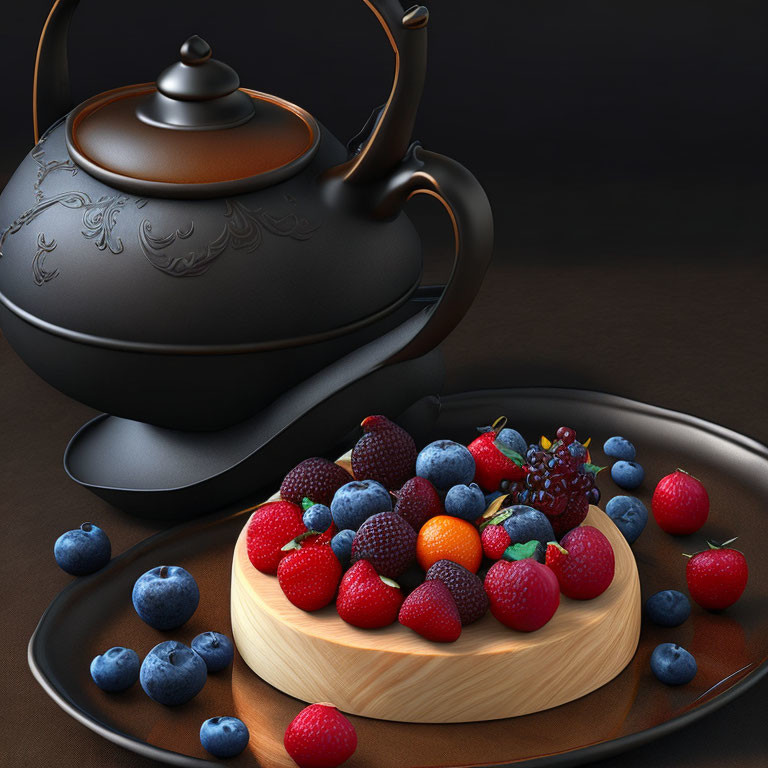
xmin=506 ymin=426 xmax=602 ymax=538
xmin=244 ymin=415 xmax=618 ymax=645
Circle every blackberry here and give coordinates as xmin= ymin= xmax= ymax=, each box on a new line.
xmin=280 ymin=458 xmax=352 ymax=506
xmin=425 ymin=559 xmax=489 ymax=625
xmin=350 ymin=511 xmax=417 ymax=578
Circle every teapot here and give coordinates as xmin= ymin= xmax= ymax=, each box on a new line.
xmin=0 ymin=0 xmax=493 ymax=515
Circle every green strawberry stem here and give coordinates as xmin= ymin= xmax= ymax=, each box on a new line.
xmin=280 ymin=530 xmax=319 ymax=550
xmin=683 ymin=536 xmax=739 ymax=558
xmin=547 ymin=541 xmax=568 ymax=555
xmin=675 ymin=467 xmax=702 ymax=483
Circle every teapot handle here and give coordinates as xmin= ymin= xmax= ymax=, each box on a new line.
xmin=33 ymin=0 xmax=428 ymax=183
xmin=380 ymin=144 xmax=494 ymax=365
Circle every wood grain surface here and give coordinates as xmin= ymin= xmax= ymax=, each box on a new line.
xmin=231 ymin=466 xmax=641 ymax=724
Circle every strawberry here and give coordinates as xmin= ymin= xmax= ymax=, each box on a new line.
xmin=467 ymin=426 xmax=525 ymax=492
xmin=246 ymin=501 xmax=306 ymax=574
xmin=484 ymin=559 xmax=559 ymax=631
xmin=398 ymin=579 xmax=462 ymax=642
xmin=284 ymin=703 xmax=357 ymax=768
xmin=425 ymin=559 xmax=489 ymax=625
xmin=277 ymin=541 xmax=342 ymax=611
xmin=351 ymin=415 xmax=417 ymax=490
xmin=394 ymin=476 xmax=443 ymax=531
xmin=349 ymin=511 xmax=417 ymax=578
xmin=684 ymin=538 xmax=748 ymax=610
xmin=481 ymin=523 xmax=512 ymax=560
xmin=281 ymin=458 xmax=353 ymax=507
xmin=652 ymin=469 xmax=709 ymax=535
xmin=336 ymin=560 xmax=404 ymax=628
xmin=545 ymin=525 xmax=615 ymax=600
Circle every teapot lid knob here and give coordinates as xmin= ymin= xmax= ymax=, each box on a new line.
xmin=180 ymin=35 xmax=212 ymax=65
xmin=136 ymin=36 xmax=255 ymax=129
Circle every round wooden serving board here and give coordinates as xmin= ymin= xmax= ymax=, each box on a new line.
xmin=231 ymin=468 xmax=641 ymax=723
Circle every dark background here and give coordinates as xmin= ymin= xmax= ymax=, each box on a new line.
xmin=1 ymin=1 xmax=767 ymax=767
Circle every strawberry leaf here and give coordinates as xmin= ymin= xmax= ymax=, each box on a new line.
xmin=502 ymin=540 xmax=541 ymax=561
xmin=301 ymin=497 xmax=316 ymax=511
xmin=493 ymin=441 xmax=525 ymax=466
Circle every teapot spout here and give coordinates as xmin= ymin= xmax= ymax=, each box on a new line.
xmin=326 ymin=1 xmax=429 ymax=188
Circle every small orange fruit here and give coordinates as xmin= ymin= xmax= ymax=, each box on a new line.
xmin=416 ymin=515 xmax=483 ymax=573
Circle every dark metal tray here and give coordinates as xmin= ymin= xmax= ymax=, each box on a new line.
xmin=29 ymin=388 xmax=768 ymax=767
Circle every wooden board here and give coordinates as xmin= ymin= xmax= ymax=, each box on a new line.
xmin=231 ymin=464 xmax=641 ymax=724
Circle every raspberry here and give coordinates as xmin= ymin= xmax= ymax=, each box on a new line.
xmin=351 ymin=415 xmax=417 ymax=490
xmin=350 ymin=511 xmax=417 ymax=578
xmin=280 ymin=458 xmax=352 ymax=507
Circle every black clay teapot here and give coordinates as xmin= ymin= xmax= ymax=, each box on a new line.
xmin=0 ymin=0 xmax=492 ymax=515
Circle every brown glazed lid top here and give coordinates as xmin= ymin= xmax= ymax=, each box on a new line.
xmin=65 ymin=36 xmax=320 ymax=199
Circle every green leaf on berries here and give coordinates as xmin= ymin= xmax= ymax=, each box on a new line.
xmin=583 ymin=463 xmax=606 ymax=476
xmin=301 ymin=497 xmax=316 ymax=511
xmin=280 ymin=531 xmax=318 ymax=550
xmin=502 ymin=541 xmax=540 ymax=561
xmin=481 ymin=506 xmax=516 ymax=530
xmin=493 ymin=441 xmax=525 ymax=467
xmin=379 ymin=576 xmax=401 ymax=589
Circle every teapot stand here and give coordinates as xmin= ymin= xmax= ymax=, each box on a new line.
xmin=63 ymin=330 xmax=444 ymax=520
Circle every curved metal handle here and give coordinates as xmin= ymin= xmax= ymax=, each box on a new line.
xmin=33 ymin=0 xmax=428 ymax=173
xmin=383 ymin=145 xmax=494 ymax=364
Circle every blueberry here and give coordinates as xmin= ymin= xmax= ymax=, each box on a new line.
xmin=191 ymin=632 xmax=234 ymax=672
xmin=605 ymin=495 xmax=648 ymax=543
xmin=90 ymin=647 xmax=140 ymax=692
xmin=445 ymin=483 xmax=486 ymax=522
xmin=302 ymin=503 xmax=332 ymax=533
xmin=611 ymin=460 xmax=644 ymax=490
xmin=132 ymin=565 xmax=199 ymax=630
xmin=645 ymin=590 xmax=691 ymax=628
xmin=415 ymin=440 xmax=475 ymax=491
xmin=500 ymin=505 xmax=555 ymax=546
xmin=140 ymin=640 xmax=207 ymax=706
xmin=496 ymin=428 xmax=527 ymax=457
xmin=330 ymin=480 xmax=391 ymax=531
xmin=54 ymin=522 xmax=111 ymax=576
xmin=568 ymin=442 xmax=588 ymax=461
xmin=200 ymin=716 xmax=250 ymax=759
xmin=603 ymin=436 xmax=636 ymax=461
xmin=330 ymin=529 xmax=356 ymax=567
xmin=650 ymin=643 xmax=697 ymax=685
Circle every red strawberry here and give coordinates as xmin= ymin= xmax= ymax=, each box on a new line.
xmin=481 ymin=523 xmax=512 ymax=560
xmin=425 ymin=559 xmax=489 ymax=625
xmin=467 ymin=429 xmax=525 ymax=492
xmin=351 ymin=415 xmax=417 ymax=490
xmin=394 ymin=476 xmax=443 ymax=531
xmin=398 ymin=579 xmax=462 ymax=642
xmin=336 ymin=560 xmax=404 ymax=628
xmin=277 ymin=542 xmax=342 ymax=611
xmin=281 ymin=458 xmax=353 ymax=507
xmin=484 ymin=559 xmax=559 ymax=631
xmin=246 ymin=501 xmax=306 ymax=574
xmin=685 ymin=538 xmax=748 ymax=610
xmin=550 ymin=493 xmax=589 ymax=539
xmin=652 ymin=469 xmax=709 ymax=535
xmin=350 ymin=511 xmax=417 ymax=578
xmin=546 ymin=525 xmax=615 ymax=600
xmin=284 ymin=703 xmax=357 ymax=768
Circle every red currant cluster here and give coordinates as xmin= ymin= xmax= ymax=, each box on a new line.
xmin=508 ymin=427 xmax=600 ymax=535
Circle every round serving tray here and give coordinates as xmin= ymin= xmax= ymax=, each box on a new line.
xmin=28 ymin=388 xmax=768 ymax=767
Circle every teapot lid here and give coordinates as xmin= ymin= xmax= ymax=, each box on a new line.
xmin=65 ymin=36 xmax=320 ymax=199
